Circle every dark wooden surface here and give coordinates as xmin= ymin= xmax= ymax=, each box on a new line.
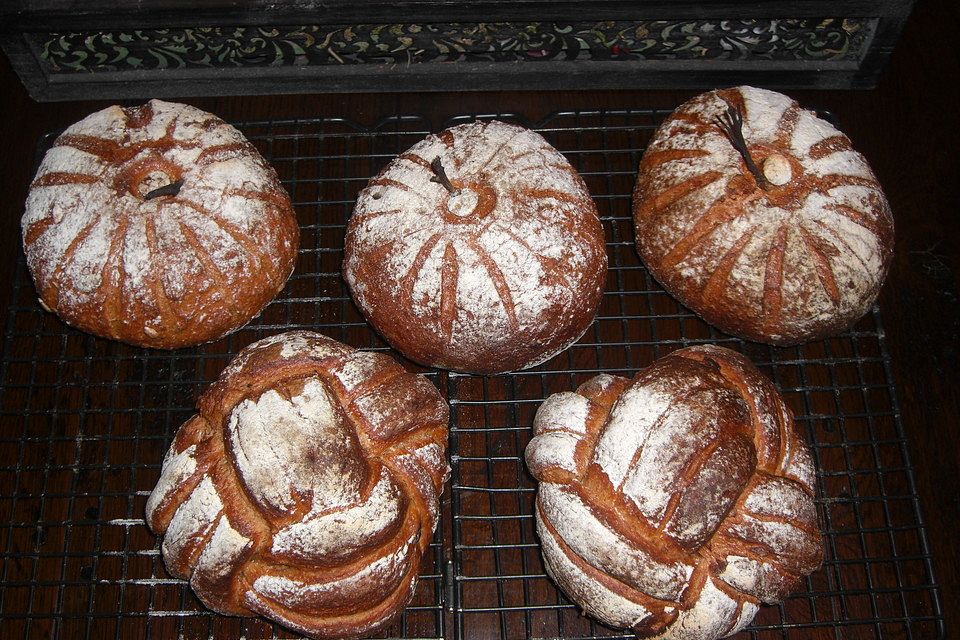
xmin=0 ymin=0 xmax=956 ymax=637
xmin=2 ymin=0 xmax=912 ymax=27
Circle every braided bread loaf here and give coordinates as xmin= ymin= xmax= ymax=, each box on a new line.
xmin=633 ymin=86 xmax=894 ymax=345
xmin=22 ymin=100 xmax=299 ymax=348
xmin=343 ymin=120 xmax=607 ymax=374
xmin=146 ymin=331 xmax=449 ymax=639
xmin=525 ymin=345 xmax=822 ymax=639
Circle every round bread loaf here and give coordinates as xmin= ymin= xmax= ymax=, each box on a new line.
xmin=22 ymin=99 xmax=299 ymax=349
xmin=343 ymin=120 xmax=607 ymax=374
xmin=145 ymin=331 xmax=449 ymax=639
xmin=633 ymin=86 xmax=894 ymax=345
xmin=525 ymin=344 xmax=823 ymax=639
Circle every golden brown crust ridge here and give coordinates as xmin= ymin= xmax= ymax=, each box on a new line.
xmin=526 ymin=345 xmax=823 ymax=638
xmin=633 ymin=86 xmax=894 ymax=345
xmin=344 ymin=120 xmax=607 ymax=374
xmin=146 ymin=331 xmax=450 ymax=639
xmin=22 ymin=100 xmax=299 ymax=349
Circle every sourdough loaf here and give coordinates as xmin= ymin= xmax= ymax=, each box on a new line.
xmin=633 ymin=86 xmax=894 ymax=344
xmin=22 ymin=100 xmax=299 ymax=348
xmin=526 ymin=344 xmax=823 ymax=638
xmin=146 ymin=331 xmax=449 ymax=639
xmin=343 ymin=120 xmax=607 ymax=374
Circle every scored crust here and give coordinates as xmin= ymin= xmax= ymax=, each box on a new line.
xmin=343 ymin=120 xmax=607 ymax=374
xmin=633 ymin=86 xmax=894 ymax=345
xmin=525 ymin=344 xmax=823 ymax=638
xmin=22 ymin=99 xmax=299 ymax=349
xmin=146 ymin=331 xmax=450 ymax=639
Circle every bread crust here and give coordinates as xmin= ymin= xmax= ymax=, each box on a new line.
xmin=146 ymin=331 xmax=449 ymax=639
xmin=525 ymin=345 xmax=823 ymax=638
xmin=633 ymin=86 xmax=894 ymax=345
xmin=22 ymin=100 xmax=299 ymax=349
xmin=344 ymin=120 xmax=607 ymax=374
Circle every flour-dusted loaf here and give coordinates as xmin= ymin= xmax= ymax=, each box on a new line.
xmin=525 ymin=344 xmax=823 ymax=639
xmin=343 ymin=120 xmax=607 ymax=374
xmin=146 ymin=331 xmax=449 ymax=639
xmin=633 ymin=86 xmax=894 ymax=345
xmin=22 ymin=100 xmax=299 ymax=349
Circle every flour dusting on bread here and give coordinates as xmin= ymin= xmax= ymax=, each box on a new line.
xmin=526 ymin=345 xmax=822 ymax=639
xmin=145 ymin=331 xmax=449 ymax=639
xmin=634 ymin=86 xmax=894 ymax=344
xmin=22 ymin=99 xmax=299 ymax=348
xmin=344 ymin=120 xmax=607 ymax=373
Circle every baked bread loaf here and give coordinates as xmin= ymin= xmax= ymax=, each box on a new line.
xmin=146 ymin=331 xmax=449 ymax=639
xmin=343 ymin=120 xmax=607 ymax=374
xmin=526 ymin=344 xmax=822 ymax=639
xmin=22 ymin=99 xmax=299 ymax=349
xmin=633 ymin=86 xmax=894 ymax=345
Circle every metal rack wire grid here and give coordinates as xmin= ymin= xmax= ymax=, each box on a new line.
xmin=0 ymin=110 xmax=944 ymax=640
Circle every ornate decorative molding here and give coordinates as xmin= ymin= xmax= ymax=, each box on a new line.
xmin=36 ymin=20 xmax=867 ymax=73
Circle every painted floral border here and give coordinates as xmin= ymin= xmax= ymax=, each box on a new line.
xmin=36 ymin=20 xmax=867 ymax=73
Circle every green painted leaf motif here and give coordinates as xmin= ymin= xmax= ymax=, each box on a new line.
xmin=287 ymin=40 xmax=306 ymax=55
xmin=40 ymin=38 xmax=55 ymax=60
xmin=589 ymin=29 xmax=609 ymax=46
xmin=635 ymin=38 xmax=657 ymax=54
xmin=293 ymin=30 xmax=316 ymax=47
xmin=148 ymin=48 xmax=171 ymax=68
xmin=32 ymin=19 xmax=864 ymax=73
xmin=315 ymin=29 xmax=336 ymax=54
xmin=108 ymin=46 xmax=129 ymax=65
xmin=674 ymin=36 xmax=701 ymax=52
xmin=64 ymin=50 xmax=87 ymax=71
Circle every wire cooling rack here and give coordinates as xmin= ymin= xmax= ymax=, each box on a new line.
xmin=0 ymin=111 xmax=944 ymax=640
